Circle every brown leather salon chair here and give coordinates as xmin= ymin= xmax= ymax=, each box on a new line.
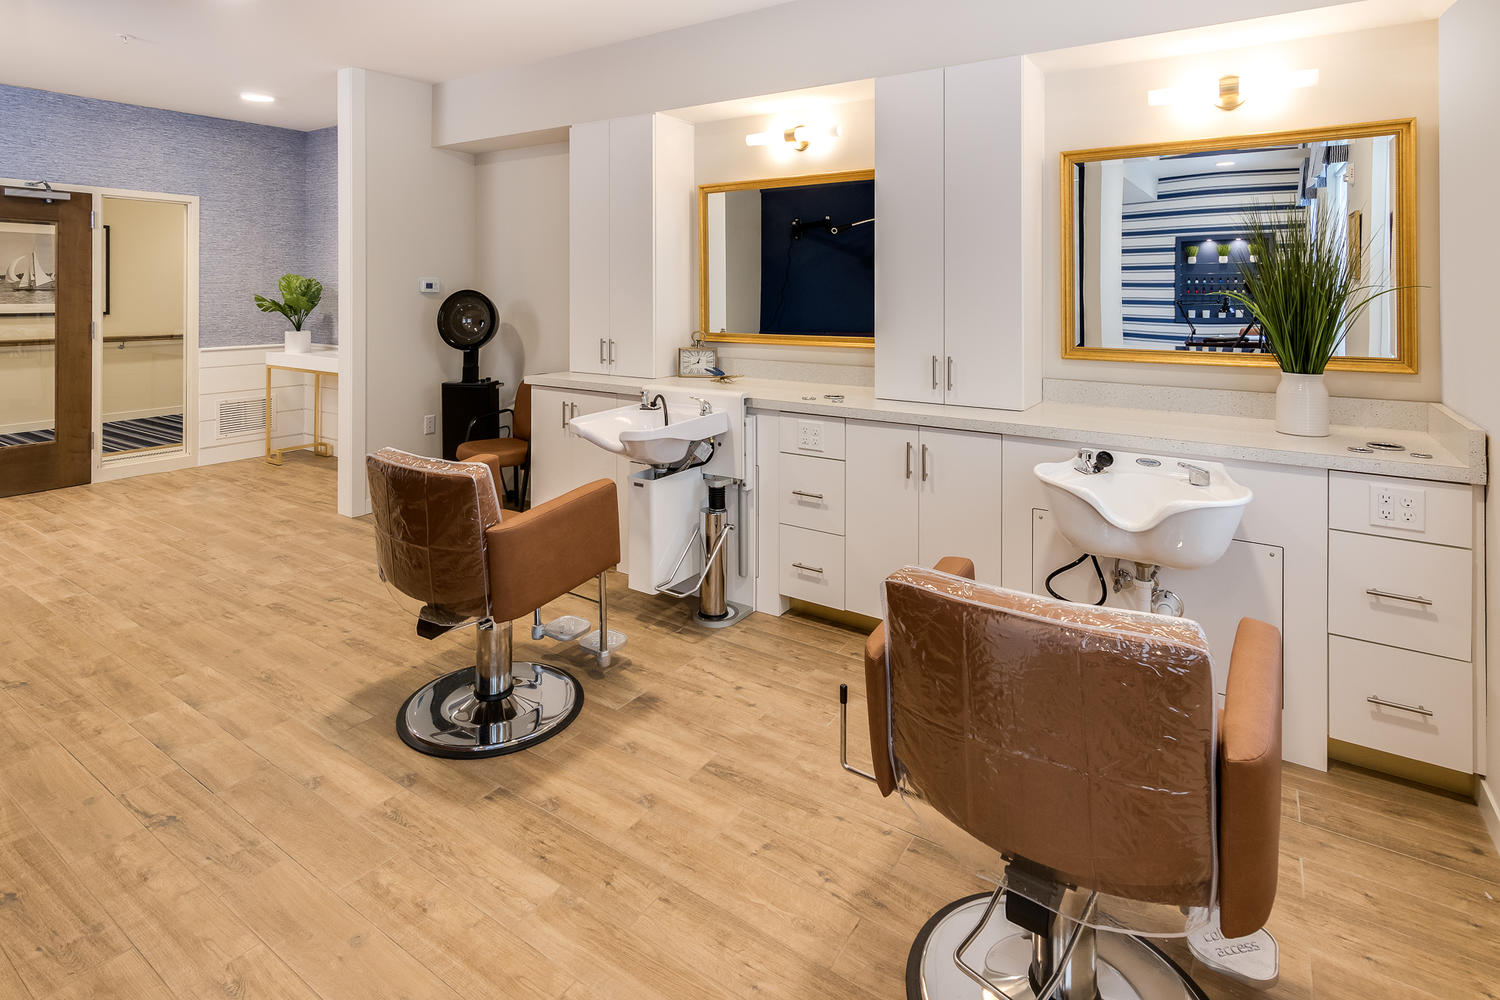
xmin=456 ymin=381 xmax=531 ymax=509
xmin=843 ymin=557 xmax=1283 ymax=1000
xmin=365 ymin=447 xmax=619 ymax=758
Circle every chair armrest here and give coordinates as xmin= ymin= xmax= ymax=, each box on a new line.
xmin=464 ymin=408 xmax=515 ymax=443
xmin=1217 ymin=616 xmax=1283 ymax=938
xmin=932 ymin=555 xmax=976 ymax=580
xmin=484 ymin=479 xmax=620 ymax=621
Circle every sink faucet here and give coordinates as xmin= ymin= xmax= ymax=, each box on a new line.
xmin=689 ymin=395 xmax=712 ymax=415
xmin=1074 ymin=449 xmax=1114 ymax=475
xmin=1178 ymin=462 xmax=1210 ymax=487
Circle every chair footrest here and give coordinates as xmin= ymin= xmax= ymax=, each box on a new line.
xmin=537 ymin=615 xmax=590 ymax=642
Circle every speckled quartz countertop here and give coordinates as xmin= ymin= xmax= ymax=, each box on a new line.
xmin=527 ymin=371 xmax=1487 ymax=485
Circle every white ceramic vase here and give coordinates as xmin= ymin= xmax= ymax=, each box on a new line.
xmin=1274 ymin=371 xmax=1329 ymax=437
xmin=284 ymin=329 xmax=311 ymax=354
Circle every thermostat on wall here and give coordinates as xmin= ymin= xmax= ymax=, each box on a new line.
xmin=419 ymin=278 xmax=441 ymax=294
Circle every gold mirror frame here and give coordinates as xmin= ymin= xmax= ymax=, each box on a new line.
xmin=698 ymin=168 xmax=875 ymax=348
xmin=1059 ymin=118 xmax=1417 ymax=373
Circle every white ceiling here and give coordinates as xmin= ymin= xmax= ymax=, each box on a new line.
xmin=3 ymin=0 xmax=797 ymax=131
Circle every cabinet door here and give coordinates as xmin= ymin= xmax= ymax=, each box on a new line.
xmin=845 ymin=421 xmax=920 ymax=617
xmin=918 ymin=427 xmax=1003 ymax=583
xmin=874 ymin=70 xmax=945 ymax=405
xmin=609 ymin=114 xmax=655 ymax=377
xmin=943 ymin=57 xmax=1043 ymax=411
xmin=569 ymin=121 xmax=611 ymax=374
xmin=529 ymin=386 xmax=576 ymax=505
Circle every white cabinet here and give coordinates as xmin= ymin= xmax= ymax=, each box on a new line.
xmin=530 ymin=386 xmax=630 ymax=570
xmin=874 ymin=57 xmax=1043 ymax=411
xmin=843 ymin=421 xmax=1003 ymax=617
xmin=568 ymin=113 xmax=694 ymax=378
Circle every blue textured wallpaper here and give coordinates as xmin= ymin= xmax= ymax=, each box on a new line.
xmin=0 ymin=84 xmax=337 ymax=347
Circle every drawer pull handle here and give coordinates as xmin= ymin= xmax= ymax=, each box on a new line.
xmin=1365 ymin=588 xmax=1433 ymax=607
xmin=792 ymin=562 xmax=825 ymax=575
xmin=790 ymin=490 xmax=825 ymax=501
xmin=1366 ymin=695 xmax=1434 ymax=718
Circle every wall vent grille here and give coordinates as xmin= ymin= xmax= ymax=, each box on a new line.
xmin=218 ymin=397 xmax=268 ymax=438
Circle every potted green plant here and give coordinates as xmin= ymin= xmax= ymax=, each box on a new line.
xmin=255 ymin=274 xmax=323 ymax=353
xmin=1216 ymin=243 xmax=1232 ymax=264
xmin=1185 ymin=244 xmax=1199 ymax=265
xmin=1228 ymin=204 xmax=1400 ymax=437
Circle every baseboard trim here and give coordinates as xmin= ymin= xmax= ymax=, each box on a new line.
xmin=1480 ymin=777 xmax=1500 ymax=855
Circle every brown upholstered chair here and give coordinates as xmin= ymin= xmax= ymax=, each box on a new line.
xmin=456 ymin=381 xmax=531 ymax=509
xmin=366 ymin=447 xmax=620 ymax=758
xmin=846 ymin=558 xmax=1283 ymax=1000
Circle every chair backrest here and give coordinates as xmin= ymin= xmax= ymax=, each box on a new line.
xmin=881 ymin=565 xmax=1218 ymax=911
xmin=365 ymin=447 xmax=503 ymax=621
xmin=513 ymin=382 xmax=531 ymax=443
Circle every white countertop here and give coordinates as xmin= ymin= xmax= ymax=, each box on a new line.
xmin=265 ymin=347 xmax=339 ymax=374
xmin=527 ymin=370 xmax=1487 ymax=485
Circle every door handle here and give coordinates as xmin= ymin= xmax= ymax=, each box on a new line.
xmin=599 ymin=338 xmax=607 ymax=365
xmin=790 ymin=490 xmax=824 ymax=501
xmin=608 ymin=339 xmax=616 ymax=363
xmin=791 ymin=562 xmax=824 ymax=575
xmin=1365 ymin=588 xmax=1433 ymax=607
xmin=905 ymin=441 xmax=913 ymax=480
xmin=947 ymin=356 xmax=954 ymax=392
xmin=1366 ymin=695 xmax=1434 ymax=718
xmin=920 ymin=443 xmax=929 ymax=482
xmin=931 ymin=355 xmax=939 ymax=391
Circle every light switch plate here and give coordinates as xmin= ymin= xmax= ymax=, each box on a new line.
xmin=1369 ymin=483 xmax=1425 ymax=531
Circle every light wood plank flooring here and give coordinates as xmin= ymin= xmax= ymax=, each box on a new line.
xmin=0 ymin=457 xmax=1497 ymax=999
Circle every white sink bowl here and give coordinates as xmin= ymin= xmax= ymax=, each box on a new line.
xmin=1035 ymin=451 xmax=1252 ymax=570
xmin=570 ymin=402 xmax=730 ymax=467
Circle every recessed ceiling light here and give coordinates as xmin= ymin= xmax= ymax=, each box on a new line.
xmin=1216 ymin=160 xmax=1235 ymax=168
xmin=240 ymin=92 xmax=275 ymax=104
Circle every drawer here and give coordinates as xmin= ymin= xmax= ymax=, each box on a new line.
xmin=1328 ymin=530 xmax=1472 ymax=660
xmin=778 ymin=414 xmax=846 ymax=460
xmin=1328 ymin=472 xmax=1473 ymax=548
xmin=1329 ymin=636 xmax=1473 ymax=772
xmin=778 ymin=454 xmax=845 ymax=534
xmin=779 ymin=525 xmax=846 ymax=608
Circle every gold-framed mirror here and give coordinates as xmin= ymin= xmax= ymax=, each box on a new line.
xmin=698 ymin=168 xmax=875 ymax=348
xmin=1060 ymin=119 xmax=1416 ymax=372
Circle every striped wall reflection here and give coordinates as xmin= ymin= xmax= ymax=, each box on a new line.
xmin=1120 ymin=163 xmax=1300 ymax=347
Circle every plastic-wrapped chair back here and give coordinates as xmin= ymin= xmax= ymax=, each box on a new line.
xmin=366 ymin=447 xmax=502 ymax=625
xmin=880 ymin=565 xmax=1218 ymax=932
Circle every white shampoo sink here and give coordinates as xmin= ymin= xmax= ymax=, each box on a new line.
xmin=1035 ymin=450 xmax=1252 ymax=570
xmin=571 ymin=402 xmax=730 ymax=467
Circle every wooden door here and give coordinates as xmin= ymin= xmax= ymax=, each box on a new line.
xmin=0 ymin=189 xmax=92 ymax=498
xmin=918 ymin=427 xmax=1004 ymax=583
xmin=844 ymin=420 xmax=919 ymax=617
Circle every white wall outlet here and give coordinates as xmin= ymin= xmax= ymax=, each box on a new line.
xmin=419 ymin=278 xmax=441 ymax=295
xmin=1369 ymin=483 xmax=1425 ymax=531
xmin=423 ymin=414 xmax=437 ymax=435
xmin=797 ymin=420 xmax=823 ymax=451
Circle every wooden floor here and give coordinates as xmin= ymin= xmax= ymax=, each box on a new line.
xmin=0 ymin=457 xmax=1498 ymax=1000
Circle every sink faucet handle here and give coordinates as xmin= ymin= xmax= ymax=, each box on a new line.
xmin=1178 ymin=461 xmax=1210 ymax=487
xmin=689 ymin=395 xmax=712 ymax=415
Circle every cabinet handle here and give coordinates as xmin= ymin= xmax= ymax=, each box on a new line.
xmin=571 ymin=402 xmax=578 ymax=419
xmin=947 ymin=356 xmax=954 ymax=391
xmin=599 ymin=338 xmax=607 ymax=365
xmin=608 ymin=339 xmax=616 ymax=363
xmin=1365 ymin=588 xmax=1433 ymax=607
xmin=1366 ymin=695 xmax=1434 ymax=718
xmin=791 ymin=562 xmax=825 ymax=575
xmin=790 ymin=490 xmax=824 ymax=501
xmin=905 ymin=441 xmax=913 ymax=480
xmin=931 ymin=355 xmax=939 ymax=391
xmin=562 ymin=400 xmax=569 ymax=430
xmin=920 ymin=443 xmax=929 ymax=482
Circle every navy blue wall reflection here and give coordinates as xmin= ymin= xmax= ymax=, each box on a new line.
xmin=758 ymin=180 xmax=874 ymax=336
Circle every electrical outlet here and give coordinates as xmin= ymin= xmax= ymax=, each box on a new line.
xmin=797 ymin=420 xmax=823 ymax=451
xmin=423 ymin=414 xmax=436 ymax=435
xmin=1369 ymin=483 xmax=1425 ymax=531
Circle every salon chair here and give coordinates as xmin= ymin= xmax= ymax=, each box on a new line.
xmin=844 ymin=559 xmax=1282 ymax=1000
xmin=365 ymin=447 xmax=620 ymax=758
xmin=457 ymin=381 xmax=531 ymax=509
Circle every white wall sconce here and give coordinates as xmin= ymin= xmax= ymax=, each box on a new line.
xmin=1148 ymin=68 xmax=1317 ymax=110
xmin=745 ymin=122 xmax=841 ymax=152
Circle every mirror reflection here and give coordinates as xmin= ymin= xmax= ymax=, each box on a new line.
xmin=700 ymin=171 xmax=874 ymax=341
xmin=1067 ymin=126 xmax=1410 ymax=365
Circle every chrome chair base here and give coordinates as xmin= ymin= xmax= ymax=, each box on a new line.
xmin=397 ymin=661 xmax=583 ymax=759
xmin=907 ymin=893 xmax=1208 ymax=1000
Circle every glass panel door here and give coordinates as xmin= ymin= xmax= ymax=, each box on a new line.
xmin=0 ymin=220 xmax=58 ymax=449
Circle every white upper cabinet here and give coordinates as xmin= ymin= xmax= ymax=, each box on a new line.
xmin=875 ymin=57 xmax=1043 ymax=411
xmin=569 ymin=113 xmax=694 ymax=378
